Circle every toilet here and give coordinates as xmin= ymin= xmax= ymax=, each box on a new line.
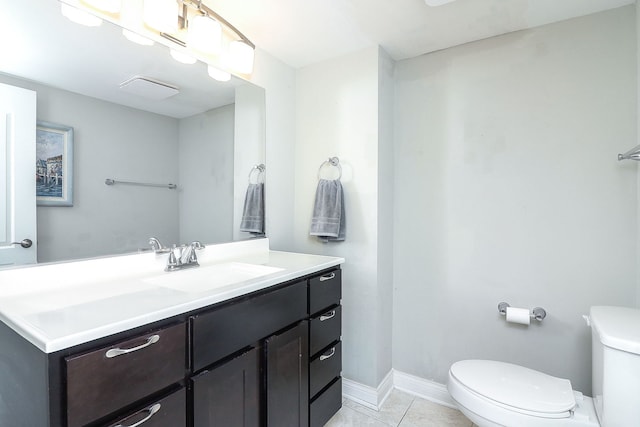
xmin=447 ymin=306 xmax=640 ymax=427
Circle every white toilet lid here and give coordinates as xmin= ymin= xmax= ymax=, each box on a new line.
xmin=450 ymin=360 xmax=575 ymax=415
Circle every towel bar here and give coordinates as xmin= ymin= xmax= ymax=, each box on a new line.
xmin=318 ymin=157 xmax=342 ymax=180
xmin=248 ymin=164 xmax=265 ymax=184
xmin=105 ymin=178 xmax=176 ymax=189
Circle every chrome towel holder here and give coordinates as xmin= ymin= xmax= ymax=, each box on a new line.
xmin=105 ymin=178 xmax=176 ymax=190
xmin=318 ymin=157 xmax=342 ymax=180
xmin=498 ymin=302 xmax=547 ymax=322
xmin=248 ymin=164 xmax=265 ymax=184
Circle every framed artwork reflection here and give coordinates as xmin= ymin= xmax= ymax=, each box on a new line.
xmin=36 ymin=121 xmax=74 ymax=206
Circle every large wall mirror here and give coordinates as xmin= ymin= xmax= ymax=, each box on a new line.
xmin=0 ymin=0 xmax=266 ymax=265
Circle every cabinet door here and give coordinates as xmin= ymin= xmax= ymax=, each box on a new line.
xmin=266 ymin=321 xmax=309 ymax=427
xmin=192 ymin=347 xmax=261 ymax=427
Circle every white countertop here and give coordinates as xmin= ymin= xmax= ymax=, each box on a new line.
xmin=0 ymin=239 xmax=344 ymax=353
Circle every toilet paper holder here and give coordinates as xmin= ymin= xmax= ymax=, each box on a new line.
xmin=498 ymin=302 xmax=547 ymax=322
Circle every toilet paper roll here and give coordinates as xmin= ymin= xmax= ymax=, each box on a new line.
xmin=505 ymin=307 xmax=530 ymax=325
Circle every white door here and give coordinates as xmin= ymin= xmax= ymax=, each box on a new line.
xmin=0 ymin=83 xmax=37 ymax=267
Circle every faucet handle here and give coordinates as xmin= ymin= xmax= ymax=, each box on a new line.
xmin=165 ymin=245 xmax=181 ymax=271
xmin=190 ymin=241 xmax=205 ymax=250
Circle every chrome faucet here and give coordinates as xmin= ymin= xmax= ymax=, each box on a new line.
xmin=149 ymin=237 xmax=171 ymax=254
xmin=165 ymin=241 xmax=205 ymax=272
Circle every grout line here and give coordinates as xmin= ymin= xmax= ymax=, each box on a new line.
xmin=396 ymin=396 xmax=415 ymax=427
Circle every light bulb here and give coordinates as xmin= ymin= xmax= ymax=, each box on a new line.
xmin=122 ymin=29 xmax=154 ymax=46
xmin=170 ymin=49 xmax=196 ymax=64
xmin=188 ymin=15 xmax=222 ymax=54
xmin=228 ymin=40 xmax=254 ymax=74
xmin=143 ymin=0 xmax=178 ymax=33
xmin=60 ymin=3 xmax=103 ymax=27
xmin=207 ymin=66 xmax=231 ymax=82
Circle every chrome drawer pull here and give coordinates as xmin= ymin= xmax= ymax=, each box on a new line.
xmin=114 ymin=403 xmax=161 ymax=427
xmin=105 ymin=334 xmax=160 ymax=358
xmin=320 ymin=310 xmax=336 ymax=321
xmin=319 ymin=347 xmax=336 ymax=361
xmin=319 ymin=272 xmax=336 ymax=282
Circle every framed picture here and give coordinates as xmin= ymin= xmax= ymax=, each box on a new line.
xmin=36 ymin=121 xmax=74 ymax=206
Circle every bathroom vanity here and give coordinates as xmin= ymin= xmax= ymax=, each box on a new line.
xmin=0 ymin=239 xmax=343 ymax=427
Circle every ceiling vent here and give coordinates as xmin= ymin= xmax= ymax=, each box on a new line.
xmin=119 ymin=76 xmax=179 ymax=100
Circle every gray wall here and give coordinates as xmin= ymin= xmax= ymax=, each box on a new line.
xmin=179 ymin=104 xmax=234 ymax=245
xmin=377 ymin=47 xmax=395 ymax=386
xmin=233 ymin=83 xmax=266 ymax=240
xmin=0 ymin=74 xmax=180 ymax=263
xmin=248 ymin=49 xmax=297 ymax=250
xmin=392 ymin=7 xmax=637 ymax=393
xmin=294 ymin=46 xmax=388 ymax=387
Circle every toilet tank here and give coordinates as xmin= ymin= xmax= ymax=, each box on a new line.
xmin=590 ymin=306 xmax=640 ymax=426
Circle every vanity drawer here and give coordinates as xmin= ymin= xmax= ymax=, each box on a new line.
xmin=310 ymin=305 xmax=341 ymax=357
xmin=105 ymin=387 xmax=186 ymax=427
xmin=192 ymin=280 xmax=307 ymax=371
xmin=66 ymin=323 xmax=186 ymax=427
xmin=309 ymin=268 xmax=342 ymax=315
xmin=310 ymin=377 xmax=342 ymax=427
xmin=309 ymin=341 xmax=342 ymax=399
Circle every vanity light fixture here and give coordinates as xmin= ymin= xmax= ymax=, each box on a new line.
xmin=188 ymin=14 xmax=222 ymax=55
xmin=228 ymin=40 xmax=255 ymax=74
xmin=59 ymin=0 xmax=256 ymax=79
xmin=143 ymin=0 xmax=179 ymax=33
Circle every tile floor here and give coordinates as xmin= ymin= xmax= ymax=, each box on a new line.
xmin=325 ymin=389 xmax=477 ymax=427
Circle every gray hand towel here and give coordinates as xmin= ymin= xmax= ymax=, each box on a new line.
xmin=310 ymin=179 xmax=345 ymax=242
xmin=240 ymin=183 xmax=265 ymax=235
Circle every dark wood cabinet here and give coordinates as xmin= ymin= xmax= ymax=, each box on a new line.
xmin=310 ymin=306 xmax=342 ymax=356
xmin=105 ymin=388 xmax=186 ymax=427
xmin=192 ymin=347 xmax=261 ymax=427
xmin=191 ymin=280 xmax=307 ymax=371
xmin=0 ymin=266 xmax=342 ymax=427
xmin=65 ymin=323 xmax=186 ymax=427
xmin=309 ymin=269 xmax=342 ymax=315
xmin=310 ymin=378 xmax=342 ymax=427
xmin=308 ymin=268 xmax=343 ymax=427
xmin=266 ymin=321 xmax=309 ymax=427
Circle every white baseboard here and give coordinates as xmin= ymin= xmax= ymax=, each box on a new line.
xmin=392 ymin=370 xmax=456 ymax=409
xmin=342 ymin=369 xmax=456 ymax=411
xmin=342 ymin=370 xmax=393 ymax=410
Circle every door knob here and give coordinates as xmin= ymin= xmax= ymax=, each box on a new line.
xmin=11 ymin=239 xmax=33 ymax=248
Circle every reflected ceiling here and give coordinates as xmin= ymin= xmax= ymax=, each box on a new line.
xmin=0 ymin=0 xmax=245 ymax=119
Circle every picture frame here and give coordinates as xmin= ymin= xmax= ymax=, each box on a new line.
xmin=36 ymin=121 xmax=74 ymax=206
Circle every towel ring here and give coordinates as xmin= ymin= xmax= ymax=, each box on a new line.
xmin=317 ymin=157 xmax=342 ymax=180
xmin=248 ymin=164 xmax=265 ymax=184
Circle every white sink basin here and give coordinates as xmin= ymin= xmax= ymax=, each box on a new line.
xmin=142 ymin=262 xmax=284 ymax=293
